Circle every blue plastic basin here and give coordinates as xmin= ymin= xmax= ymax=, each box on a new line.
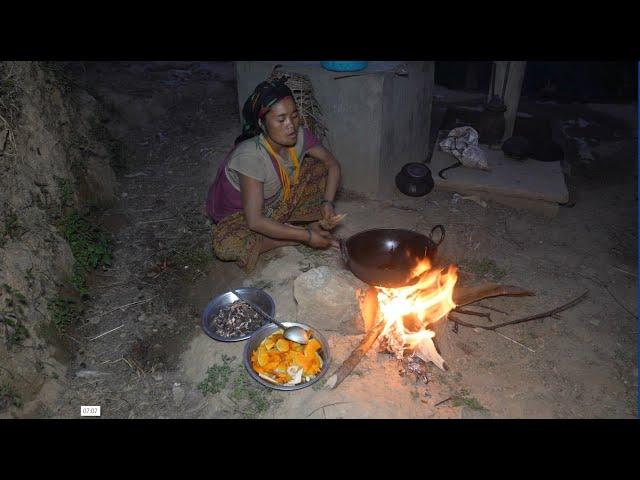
xmin=321 ymin=61 xmax=369 ymax=72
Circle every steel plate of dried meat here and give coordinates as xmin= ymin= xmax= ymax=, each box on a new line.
xmin=210 ymin=300 xmax=265 ymax=338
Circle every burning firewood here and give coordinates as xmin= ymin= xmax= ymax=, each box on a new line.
xmin=326 ymin=280 xmax=534 ymax=390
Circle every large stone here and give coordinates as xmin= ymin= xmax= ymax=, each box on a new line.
xmin=293 ymin=266 xmax=369 ymax=334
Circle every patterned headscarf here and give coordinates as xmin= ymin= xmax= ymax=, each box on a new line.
xmin=234 ymin=77 xmax=294 ymax=145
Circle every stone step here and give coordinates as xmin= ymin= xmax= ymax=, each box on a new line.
xmin=430 ymin=145 xmax=569 ymax=205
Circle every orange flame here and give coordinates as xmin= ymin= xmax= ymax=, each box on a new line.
xmin=377 ymin=258 xmax=458 ymax=350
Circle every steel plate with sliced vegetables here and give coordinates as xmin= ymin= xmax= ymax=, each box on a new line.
xmin=250 ymin=330 xmax=324 ymax=386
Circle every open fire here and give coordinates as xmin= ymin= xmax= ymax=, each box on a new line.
xmin=327 ymin=251 xmax=541 ymax=390
xmin=376 ymin=258 xmax=458 ymax=370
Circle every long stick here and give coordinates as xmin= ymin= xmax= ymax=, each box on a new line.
xmin=604 ymin=285 xmax=637 ymax=319
xmin=89 ymin=324 xmax=124 ymax=341
xmin=494 ymin=331 xmax=536 ymax=353
xmin=453 ymin=308 xmax=492 ymax=320
xmin=449 ymin=291 xmax=588 ymax=331
xmin=87 ymin=297 xmax=154 ymax=321
xmin=476 ymin=304 xmax=508 ymax=314
xmin=325 ymin=320 xmax=387 ymax=390
xmin=305 ymin=402 xmax=350 ymax=418
xmin=136 ymin=218 xmax=175 ymax=225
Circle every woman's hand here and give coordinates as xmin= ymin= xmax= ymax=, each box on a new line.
xmin=320 ymin=201 xmax=335 ymax=221
xmin=306 ymin=228 xmax=334 ymax=249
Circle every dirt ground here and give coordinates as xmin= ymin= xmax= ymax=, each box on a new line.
xmin=24 ymin=62 xmax=637 ymax=419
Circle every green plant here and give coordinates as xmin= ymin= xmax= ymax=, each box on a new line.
xmin=59 ymin=210 xmax=111 ymax=298
xmin=8 ymin=322 xmax=29 ymax=344
xmin=57 ymin=178 xmax=75 ymax=208
xmin=39 ymin=62 xmax=74 ymax=94
xmin=70 ymin=265 xmax=89 ymax=298
xmin=198 ymin=356 xmax=278 ymax=418
xmin=451 ymin=389 xmax=486 ymax=411
xmin=198 ymin=355 xmax=234 ymax=395
xmin=24 ymin=267 xmax=36 ymax=288
xmin=3 ymin=213 xmax=24 ymax=238
xmin=47 ymin=296 xmax=83 ymax=332
xmin=71 ymin=155 xmax=88 ymax=172
xmin=228 ymin=370 xmax=272 ymax=419
xmin=311 ymin=378 xmax=327 ymax=391
xmin=0 ymin=63 xmax=21 ymax=158
xmin=1 ymin=212 xmax=27 ymax=246
xmin=0 ymin=75 xmax=15 ymax=95
xmin=173 ymin=246 xmax=214 ymax=267
xmin=0 ymin=284 xmax=30 ymax=345
xmin=468 ymin=258 xmax=506 ymax=280
xmin=0 ymin=384 xmax=22 ymax=409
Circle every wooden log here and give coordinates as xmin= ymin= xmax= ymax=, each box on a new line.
xmin=325 ymin=319 xmax=386 ymax=390
xmin=453 ymin=283 xmax=534 ymax=307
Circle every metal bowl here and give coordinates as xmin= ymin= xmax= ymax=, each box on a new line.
xmin=201 ymin=288 xmax=275 ymax=342
xmin=243 ymin=322 xmax=331 ymax=391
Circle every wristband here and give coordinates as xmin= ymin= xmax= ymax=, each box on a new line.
xmin=320 ymin=199 xmax=334 ymax=208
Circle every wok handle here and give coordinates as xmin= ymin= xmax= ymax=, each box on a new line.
xmin=429 ymin=225 xmax=446 ymax=246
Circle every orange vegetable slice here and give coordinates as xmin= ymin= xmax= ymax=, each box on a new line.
xmin=304 ymin=338 xmax=322 ymax=357
xmin=265 ymin=357 xmax=280 ymax=371
xmin=293 ymin=351 xmax=313 ymax=370
xmin=257 ymin=350 xmax=270 ymax=367
xmin=276 ymin=339 xmax=290 ymax=352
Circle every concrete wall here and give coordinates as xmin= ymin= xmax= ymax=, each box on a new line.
xmin=235 ymin=61 xmax=434 ymax=199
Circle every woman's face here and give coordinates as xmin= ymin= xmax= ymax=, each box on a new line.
xmin=261 ymin=96 xmax=301 ymax=147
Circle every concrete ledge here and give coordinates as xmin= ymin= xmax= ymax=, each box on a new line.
xmin=431 ymin=146 xmax=569 ymax=204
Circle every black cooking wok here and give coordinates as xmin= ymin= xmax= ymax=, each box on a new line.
xmin=339 ymin=225 xmax=445 ymax=288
